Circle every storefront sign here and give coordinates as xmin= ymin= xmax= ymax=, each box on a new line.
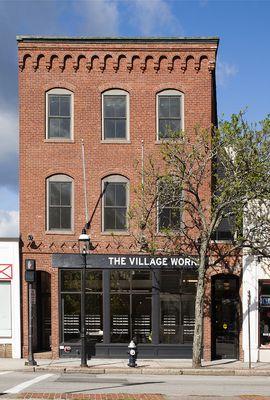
xmin=52 ymin=254 xmax=198 ymax=270
xmin=260 ymin=295 xmax=270 ymax=307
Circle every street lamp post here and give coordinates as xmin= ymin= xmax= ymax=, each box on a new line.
xmin=79 ymin=228 xmax=90 ymax=368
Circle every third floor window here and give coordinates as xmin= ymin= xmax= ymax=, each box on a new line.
xmin=46 ymin=88 xmax=73 ymax=139
xmin=102 ymin=89 xmax=129 ymax=141
xmin=157 ymin=90 xmax=184 ymax=140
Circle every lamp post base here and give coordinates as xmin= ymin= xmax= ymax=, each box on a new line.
xmin=25 ymin=359 xmax=38 ymax=366
xmin=80 ymin=362 xmax=88 ymax=368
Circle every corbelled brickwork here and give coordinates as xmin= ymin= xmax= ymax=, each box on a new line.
xmin=18 ymin=37 xmax=241 ymax=362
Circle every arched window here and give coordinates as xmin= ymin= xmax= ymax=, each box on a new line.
xmin=46 ymin=174 xmax=73 ymax=232
xmin=102 ymin=89 xmax=130 ymax=141
xmin=156 ymin=89 xmax=184 ymax=140
xmin=102 ymin=175 xmax=129 ymax=232
xmin=46 ymin=88 xmax=73 ymax=139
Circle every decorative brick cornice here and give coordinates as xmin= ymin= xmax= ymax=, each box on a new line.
xmin=18 ymin=51 xmax=216 ymax=74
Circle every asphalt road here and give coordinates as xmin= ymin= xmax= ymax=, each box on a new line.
xmin=0 ymin=371 xmax=270 ymax=398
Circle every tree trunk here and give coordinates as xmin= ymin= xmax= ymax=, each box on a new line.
xmin=192 ymin=247 xmax=207 ymax=368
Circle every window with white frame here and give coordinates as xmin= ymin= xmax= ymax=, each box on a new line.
xmin=47 ymin=174 xmax=73 ymax=231
xmin=46 ymin=88 xmax=73 ymax=139
xmin=157 ymin=90 xmax=183 ymax=140
xmin=102 ymin=89 xmax=129 ymax=140
xmin=158 ymin=177 xmax=182 ymax=231
xmin=102 ymin=175 xmax=129 ymax=232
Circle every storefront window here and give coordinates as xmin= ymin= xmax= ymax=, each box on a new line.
xmin=110 ymin=270 xmax=152 ymax=343
xmin=60 ymin=270 xmax=103 ymax=343
xmin=259 ymin=281 xmax=270 ymax=348
xmin=160 ymin=270 xmax=197 ymax=344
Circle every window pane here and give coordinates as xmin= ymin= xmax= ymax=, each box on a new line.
xmin=132 ymin=270 xmax=152 ymax=292
xmin=49 ymin=207 xmax=61 ymax=229
xmin=114 ymin=96 xmax=126 ymax=117
xmin=104 ymin=183 xmax=115 ymax=206
xmin=50 ymin=182 xmax=61 ymax=205
xmin=61 ymin=207 xmax=71 ymax=229
xmin=159 ymin=97 xmax=170 ymax=118
xmin=111 ymin=271 xmax=131 ymax=292
xmin=59 ymin=118 xmax=70 ymax=138
xmin=115 ymin=119 xmax=126 ymax=138
xmin=182 ymin=272 xmax=197 ymax=294
xmin=60 ymin=96 xmax=70 ymax=116
xmin=104 ymin=119 xmax=115 ymax=139
xmin=160 ymin=295 xmax=181 ymax=344
xmin=115 ymin=183 xmax=126 ymax=206
xmin=62 ymin=293 xmax=80 ymax=342
xmin=61 ymin=270 xmax=81 ymax=292
xmin=159 ymin=119 xmax=172 ymax=137
xmin=110 ymin=294 xmax=130 ymax=343
xmin=159 ymin=207 xmax=170 ymax=229
xmin=132 ymin=294 xmax=152 ymax=344
xmin=171 ymin=208 xmax=181 ymax=228
xmin=115 ymin=207 xmax=126 ymax=230
xmin=104 ymin=207 xmax=115 ymax=230
xmin=61 ymin=182 xmax=71 ymax=206
xmin=86 ymin=293 xmax=103 ymax=341
xmin=161 ymin=271 xmax=181 ymax=293
xmin=170 ymin=97 xmax=180 ymax=117
xmin=49 ymin=96 xmax=59 ymax=116
xmin=86 ymin=271 xmax=102 ymax=292
xmin=169 ymin=119 xmax=181 ymax=133
xmin=104 ymin=96 xmax=115 ymax=117
xmin=48 ymin=118 xmax=60 ymax=138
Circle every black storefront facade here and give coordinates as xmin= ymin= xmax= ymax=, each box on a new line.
xmin=53 ymin=254 xmax=198 ymax=359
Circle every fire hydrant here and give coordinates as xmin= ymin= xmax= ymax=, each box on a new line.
xmin=127 ymin=339 xmax=137 ymax=367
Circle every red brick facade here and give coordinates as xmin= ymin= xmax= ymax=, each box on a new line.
xmin=18 ymin=36 xmax=241 ymax=361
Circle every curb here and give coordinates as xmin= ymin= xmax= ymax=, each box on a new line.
xmin=20 ymin=365 xmax=270 ymax=376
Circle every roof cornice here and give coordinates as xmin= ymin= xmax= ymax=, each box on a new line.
xmin=16 ymin=35 xmax=219 ymax=45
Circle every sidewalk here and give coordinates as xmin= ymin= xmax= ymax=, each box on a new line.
xmin=1 ymin=357 xmax=270 ymax=376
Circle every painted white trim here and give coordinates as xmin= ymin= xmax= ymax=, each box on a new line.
xmin=102 ymin=89 xmax=130 ymax=141
xmin=102 ymin=175 xmax=129 ymax=233
xmin=46 ymin=88 xmax=74 ymax=140
xmin=46 ymin=174 xmax=74 ymax=233
xmin=156 ymin=89 xmax=184 ymax=141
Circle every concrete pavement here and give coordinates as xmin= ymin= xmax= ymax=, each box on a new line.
xmin=1 ymin=357 xmax=270 ymax=376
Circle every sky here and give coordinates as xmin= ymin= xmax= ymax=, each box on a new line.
xmin=0 ymin=0 xmax=269 ymax=237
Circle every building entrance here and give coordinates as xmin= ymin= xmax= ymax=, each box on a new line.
xmin=212 ymin=275 xmax=240 ymax=359
xmin=36 ymin=271 xmax=51 ymax=351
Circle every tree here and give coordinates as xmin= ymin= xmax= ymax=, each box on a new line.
xmin=130 ymin=112 xmax=270 ymax=368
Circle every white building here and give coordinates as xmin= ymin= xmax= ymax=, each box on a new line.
xmin=0 ymin=238 xmax=21 ymax=358
xmin=243 ymin=200 xmax=270 ymax=362
xmin=243 ymin=255 xmax=270 ymax=362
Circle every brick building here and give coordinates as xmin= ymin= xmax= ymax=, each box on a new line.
xmin=18 ymin=36 xmax=241 ymax=360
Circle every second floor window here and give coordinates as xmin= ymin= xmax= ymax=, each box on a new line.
xmin=103 ymin=89 xmax=129 ymax=140
xmin=157 ymin=90 xmax=183 ymax=139
xmin=47 ymin=175 xmax=73 ymax=231
xmin=103 ymin=176 xmax=129 ymax=231
xmin=158 ymin=178 xmax=182 ymax=231
xmin=46 ymin=88 xmax=73 ymax=139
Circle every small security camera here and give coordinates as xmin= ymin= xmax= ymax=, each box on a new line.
xmin=28 ymin=234 xmax=34 ymax=241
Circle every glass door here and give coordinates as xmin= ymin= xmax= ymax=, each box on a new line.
xmin=212 ymin=275 xmax=239 ymax=359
